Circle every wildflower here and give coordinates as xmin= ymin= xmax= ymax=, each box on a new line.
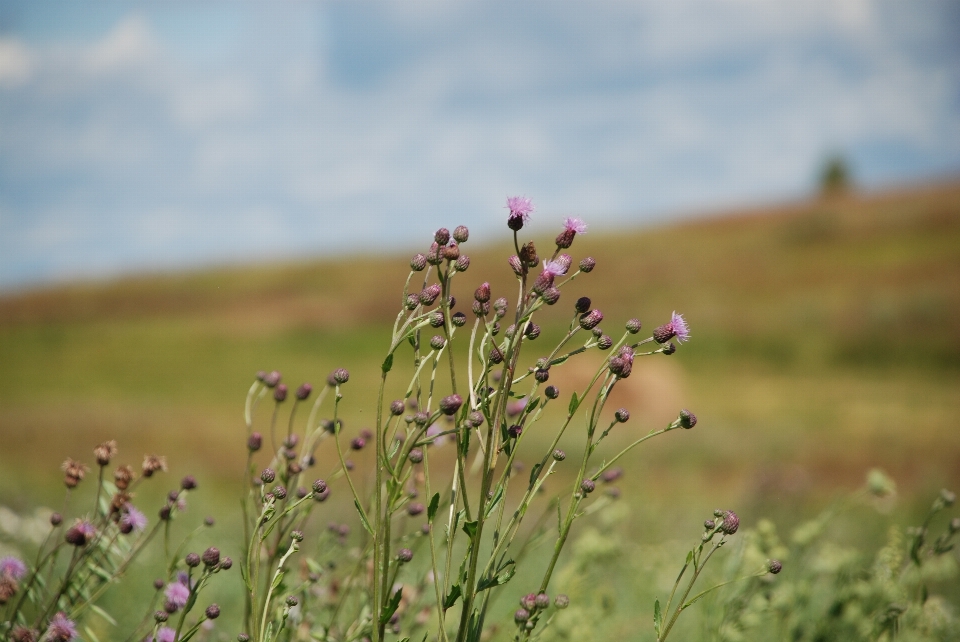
xmin=312 ymin=479 xmax=328 ymax=494
xmin=519 ymin=241 xmax=538 ymax=266
xmin=122 ymin=505 xmax=148 ymax=533
xmin=61 ymin=458 xmax=89 ymax=488
xmin=155 ymin=627 xmax=176 ymax=642
xmin=453 ymin=225 xmax=469 ymax=243
xmin=579 ymin=309 xmax=603 ymax=331
xmin=430 ymin=335 xmax=446 ymax=350
xmin=165 ymin=581 xmax=190 ymax=610
xmin=350 ymin=437 xmax=366 ymax=450
xmin=555 ymin=253 xmax=573 ymax=272
xmin=426 ymin=242 xmax=444 ymax=265
xmin=506 ymin=196 xmax=534 ymax=231
xmin=419 ymin=284 xmax=441 ymax=306
xmin=93 ymin=440 xmax=118 ymax=466
xmin=272 ymin=485 xmax=287 ymax=500
xmin=0 ymin=556 xmax=27 ymax=580
xmin=142 ymin=455 xmax=168 ymax=478
xmin=45 ymin=613 xmax=78 ymax=642
xmin=653 ymin=311 xmax=690 ymax=344
xmin=114 ymin=464 xmax=135 ymax=490
xmin=597 ymin=335 xmax=613 ymax=350
xmin=443 ymin=242 xmax=460 ymax=261
xmin=10 ymin=626 xmax=38 ymax=642
xmin=508 ymin=424 xmax=522 ymax=438
xmin=556 ymin=217 xmax=587 ymax=248
xmin=452 ymin=311 xmax=467 ymax=326
xmin=65 ymin=520 xmax=96 ymax=547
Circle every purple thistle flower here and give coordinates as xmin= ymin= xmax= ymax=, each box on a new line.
xmin=46 ymin=612 xmax=78 ymax=642
xmin=123 ymin=505 xmax=148 ymax=532
xmin=0 ymin=556 xmax=27 ymax=580
xmin=563 ymin=217 xmax=588 ymax=234
xmin=542 ymin=260 xmax=568 ymax=277
xmin=653 ymin=311 xmax=691 ymax=344
xmin=425 ymin=424 xmax=448 ymax=447
xmin=165 ymin=581 xmax=190 ymax=609
xmin=506 ymin=196 xmax=534 ymax=230
xmin=155 ymin=627 xmax=176 ymax=642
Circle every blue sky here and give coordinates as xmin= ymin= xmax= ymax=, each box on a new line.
xmin=1 ymin=1 xmax=958 ymax=291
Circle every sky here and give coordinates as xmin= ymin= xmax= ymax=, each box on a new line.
xmin=1 ymin=1 xmax=958 ymax=291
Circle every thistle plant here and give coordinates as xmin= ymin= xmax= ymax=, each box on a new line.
xmin=237 ymin=197 xmax=742 ymax=642
xmin=0 ymin=442 xmax=228 ymax=642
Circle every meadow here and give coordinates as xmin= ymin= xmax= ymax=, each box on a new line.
xmin=1 ymin=181 xmax=958 ymax=640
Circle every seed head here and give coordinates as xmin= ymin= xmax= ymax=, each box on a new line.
xmin=142 ymin=455 xmax=168 ymax=478
xmin=580 ymin=479 xmax=596 ymax=494
xmin=434 ymin=228 xmax=451 ymax=245
xmin=720 ymin=510 xmax=740 ymax=535
xmin=260 ymin=468 xmax=276 ymax=484
xmin=290 ymin=530 xmax=304 ymax=542
xmin=767 ymin=559 xmax=783 ymax=575
xmin=202 ymin=547 xmax=220 ymax=567
xmin=679 ymin=409 xmax=697 ymax=429
xmin=94 ymin=441 xmax=118 ymax=467
xmin=397 ymin=548 xmax=413 ymax=563
xmin=597 ymin=335 xmax=613 ymax=350
xmin=520 ymin=241 xmax=539 ymax=267
xmin=453 ymin=225 xmax=469 ymax=243
xmin=332 ymin=368 xmax=350 ymax=384
xmin=443 ymin=242 xmax=460 ymax=261
xmin=615 ymin=408 xmax=630 ymax=423
xmin=205 ymin=604 xmax=220 ymax=620
xmin=114 ymin=465 xmax=135 ymax=490
xmin=410 ymin=253 xmax=427 ymax=271
xmin=579 ymin=309 xmax=603 ymax=330
xmin=440 ymin=394 xmax=463 ymax=416
xmin=61 ymin=459 xmax=89 ymax=488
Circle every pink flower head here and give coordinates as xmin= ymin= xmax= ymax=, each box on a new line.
xmin=157 ymin=627 xmax=176 ymax=642
xmin=542 ymin=260 xmax=568 ymax=278
xmin=563 ymin=217 xmax=588 ymax=234
xmin=506 ymin=398 xmax=528 ymax=418
xmin=0 ymin=555 xmax=27 ymax=580
xmin=46 ymin=612 xmax=78 ymax=642
xmin=165 ymin=580 xmax=190 ymax=609
xmin=507 ymin=196 xmax=534 ymax=221
xmin=425 ymin=424 xmax=448 ymax=448
xmin=669 ymin=311 xmax=690 ymax=343
xmin=122 ymin=505 xmax=148 ymax=532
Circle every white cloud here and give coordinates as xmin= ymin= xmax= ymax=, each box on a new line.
xmin=0 ymin=38 xmax=33 ymax=86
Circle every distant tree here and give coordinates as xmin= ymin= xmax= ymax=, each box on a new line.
xmin=819 ymin=155 xmax=853 ymax=195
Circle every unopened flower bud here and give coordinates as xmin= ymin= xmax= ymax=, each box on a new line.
xmin=532 ymin=271 xmax=554 ymax=295
xmin=940 ymin=489 xmax=956 ymax=506
xmin=494 ymin=297 xmax=508 ymax=315
xmin=534 ymin=369 xmax=549 ymax=383
xmin=205 ymin=604 xmax=220 ymax=620
xmin=261 ymin=469 xmax=276 ymax=483
xmin=679 ymin=409 xmax=697 ymax=429
xmin=407 ymin=502 xmax=425 ymax=516
xmin=704 ymin=519 xmax=715 ymax=530
xmin=592 ymin=326 xmax=603 ymax=337
xmin=452 ymin=311 xmax=467 ymax=327
xmin=601 ymin=467 xmax=623 ymax=483
xmin=295 ymin=383 xmax=312 ymax=400
xmin=579 ymin=309 xmax=603 ymax=330
xmin=542 ymin=286 xmax=561 ymax=305
xmin=615 ymin=408 xmax=630 ymax=423
xmin=580 ymin=479 xmax=596 ymax=494
xmin=505 ymin=324 xmax=517 ymax=339
xmin=186 ymin=553 xmax=201 ymax=567
xmin=419 ymin=284 xmax=441 ymax=306
xmin=202 ymin=547 xmax=220 ymax=567
xmin=291 ymin=530 xmax=304 ymax=542
xmin=405 ymin=294 xmax=419 ymax=310
xmin=489 ymin=346 xmax=504 ymax=364
xmin=579 ymin=257 xmax=595 ymax=272
xmin=535 ymin=593 xmax=551 ymax=609
xmin=472 ymin=300 xmax=490 ymax=317
xmin=397 ymin=548 xmax=413 ymax=563
xmin=429 ymin=311 xmax=445 ymax=327
xmin=50 ymin=513 xmax=63 ymax=526
xmin=440 ymin=394 xmax=463 ymax=416
xmin=263 ymin=371 xmax=281 ymax=388
xmin=414 ymin=411 xmax=430 ymax=426
xmin=443 ymin=242 xmax=460 ymax=261
xmin=662 ymin=342 xmax=677 ymax=355
xmin=508 ymin=255 xmax=524 ymax=276
xmin=390 ymin=400 xmax=405 ymax=415
xmin=767 ymin=559 xmax=782 ymax=574
xmin=949 ymin=517 xmax=960 ymax=533
xmin=574 ymin=297 xmax=591 ymax=314
xmin=453 ymin=225 xmax=469 ymax=243
xmin=410 ymin=253 xmax=427 ymax=271
xmin=514 ymin=609 xmax=530 ymax=623
xmin=435 ymin=228 xmax=451 ymax=245
xmin=312 ymin=479 xmax=327 ymax=494
xmin=430 ymin=335 xmax=446 ymax=350
xmin=525 ymin=323 xmax=541 ymax=340
xmin=427 ymin=242 xmax=443 ymax=265
xmin=720 ymin=510 xmax=740 ymax=534
xmin=285 ymin=596 xmax=298 ymax=607
xmin=238 ymin=635 xmax=250 ymax=642
xmin=552 ymin=449 xmax=566 ymax=461
xmin=332 ymin=368 xmax=350 ymax=384
xmin=597 ymin=335 xmax=613 ymax=350
xmin=409 ymin=448 xmax=424 ymax=464
xmin=555 ymin=594 xmax=570 ymax=608
xmin=545 ymin=385 xmax=559 ymax=399
xmin=350 ymin=438 xmax=365 ymax=451
xmin=181 ymin=475 xmax=197 ymax=491
xmin=468 ymin=411 xmax=484 ymax=426
xmin=508 ymin=424 xmax=522 ymax=438
xmin=521 ymin=593 xmax=537 ymax=610
xmin=154 ymin=611 xmax=168 ymax=623
xmin=626 ymin=318 xmax=641 ymax=334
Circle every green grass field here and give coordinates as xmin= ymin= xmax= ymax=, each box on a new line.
xmin=1 ymin=182 xmax=959 ymax=638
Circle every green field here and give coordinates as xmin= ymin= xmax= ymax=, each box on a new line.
xmin=1 ymin=182 xmax=959 ymax=638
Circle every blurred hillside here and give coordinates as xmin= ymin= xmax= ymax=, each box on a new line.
xmin=1 ymin=181 xmax=958 ymax=520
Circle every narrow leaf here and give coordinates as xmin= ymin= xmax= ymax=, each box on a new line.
xmin=568 ymin=391 xmax=580 ymax=415
xmin=427 ymin=493 xmax=441 ymax=522
xmin=654 ymin=599 xmax=663 ymax=636
xmin=484 ymin=486 xmax=504 ymax=519
xmin=443 ymin=584 xmax=462 ymax=609
xmin=89 ymin=603 xmax=118 ymax=626
xmin=355 ymin=499 xmax=374 ymax=535
xmin=477 ymin=560 xmax=516 ymax=591
xmin=462 ymin=520 xmax=478 ymax=538
xmin=381 ymin=586 xmax=404 ymax=624
xmin=271 ymin=570 xmax=285 ymax=591
xmin=382 ymin=353 xmax=394 ymax=374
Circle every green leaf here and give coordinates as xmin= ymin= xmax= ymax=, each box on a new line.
xmin=527 ymin=397 xmax=540 ymax=412
xmin=462 ymin=520 xmax=478 ymax=538
xmin=355 ymin=499 xmax=374 ymax=535
xmin=427 ymin=493 xmax=441 ymax=522
xmin=264 ymin=622 xmax=274 ymax=642
xmin=89 ymin=603 xmax=118 ymax=626
xmin=484 ymin=486 xmax=504 ymax=519
xmin=84 ymin=626 xmax=103 ymax=642
xmin=568 ymin=391 xmax=580 ymax=415
xmin=443 ymin=584 xmax=462 ymax=609
xmin=654 ymin=599 xmax=663 ymax=637
xmin=528 ymin=462 xmax=543 ymax=485
xmin=382 ymin=353 xmax=394 ymax=374
xmin=240 ymin=563 xmax=253 ymax=591
xmin=380 ymin=586 xmax=404 ymax=624
xmin=272 ymin=570 xmax=285 ymax=591
xmin=477 ymin=560 xmax=515 ymax=591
